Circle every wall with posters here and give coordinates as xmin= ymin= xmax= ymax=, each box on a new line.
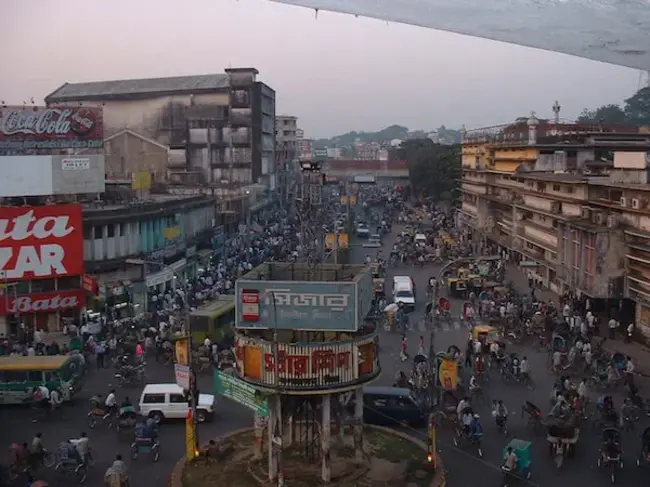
xmin=0 ymin=155 xmax=105 ymax=197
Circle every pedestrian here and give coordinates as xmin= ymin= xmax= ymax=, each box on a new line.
xmin=400 ymin=335 xmax=408 ymax=362
xmin=95 ymin=341 xmax=106 ymax=368
xmin=608 ymin=317 xmax=618 ymax=339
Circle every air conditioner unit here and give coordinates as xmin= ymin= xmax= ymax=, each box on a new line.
xmin=632 ymin=198 xmax=640 ymax=209
xmin=620 ymin=197 xmax=628 ymax=207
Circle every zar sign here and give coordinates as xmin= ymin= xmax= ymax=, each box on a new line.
xmin=0 ymin=205 xmax=84 ymax=280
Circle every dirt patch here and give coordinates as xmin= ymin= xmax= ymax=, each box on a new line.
xmin=181 ymin=427 xmax=434 ymax=487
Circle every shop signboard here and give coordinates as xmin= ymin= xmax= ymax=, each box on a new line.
xmin=0 ymin=106 xmax=104 ymax=154
xmin=51 ymin=155 xmax=106 ymax=194
xmin=0 ymin=204 xmax=84 ymax=280
xmin=0 ymin=289 xmax=84 ymax=315
xmin=213 ymin=369 xmax=269 ymax=416
xmin=235 ymin=275 xmax=372 ymax=331
xmin=234 ymin=335 xmax=380 ymax=390
xmin=82 ymin=275 xmax=99 ymax=295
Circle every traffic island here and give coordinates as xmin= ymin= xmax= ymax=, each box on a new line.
xmin=172 ymin=426 xmax=445 ymax=487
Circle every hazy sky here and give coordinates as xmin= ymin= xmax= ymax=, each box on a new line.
xmin=0 ymin=0 xmax=642 ymax=138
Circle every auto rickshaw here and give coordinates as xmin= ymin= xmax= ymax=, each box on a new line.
xmin=447 ymin=277 xmax=467 ymax=298
xmin=472 ymin=325 xmax=500 ymax=351
xmin=370 ymin=262 xmax=385 ymax=279
xmin=467 ymin=274 xmax=483 ymax=294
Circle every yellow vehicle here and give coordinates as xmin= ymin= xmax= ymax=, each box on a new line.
xmin=447 ymin=277 xmax=467 ymax=298
xmin=472 ymin=325 xmax=501 ymax=349
xmin=373 ymin=278 xmax=386 ymax=299
xmin=370 ymin=262 xmax=385 ymax=278
xmin=188 ymin=295 xmax=236 ymax=346
xmin=0 ymin=354 xmax=86 ymax=405
xmin=467 ymin=274 xmax=484 ymax=293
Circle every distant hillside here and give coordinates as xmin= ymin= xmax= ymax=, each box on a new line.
xmin=313 ymin=124 xmax=461 ymax=148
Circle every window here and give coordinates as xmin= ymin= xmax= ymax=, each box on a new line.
xmin=142 ymin=393 xmax=165 ymax=404
xmin=169 ymin=394 xmax=186 ymax=404
xmin=31 ymin=279 xmax=55 ymax=293
xmin=58 ymin=276 xmax=81 ymax=290
xmin=28 ymin=371 xmax=43 ymax=382
xmin=368 ymin=397 xmax=388 ymax=408
xmin=83 ymin=225 xmax=93 ymax=240
xmin=93 ymin=226 xmax=102 ymax=239
xmin=393 ymin=397 xmax=414 ymax=408
xmin=553 ymin=184 xmax=560 ymax=192
xmin=107 ymin=224 xmax=115 ymax=238
xmin=565 ymin=187 xmax=574 ymax=194
xmin=3 ymin=371 xmax=27 ymax=382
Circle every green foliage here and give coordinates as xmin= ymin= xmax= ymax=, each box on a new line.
xmin=576 ymin=87 xmax=650 ymax=126
xmin=397 ymin=139 xmax=460 ymax=201
xmin=314 ymin=125 xmax=462 ymax=148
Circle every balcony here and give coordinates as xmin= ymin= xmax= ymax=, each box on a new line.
xmin=230 ymin=91 xmax=250 ymax=109
xmin=229 ymin=135 xmax=251 ymax=147
xmin=230 ymin=110 xmax=253 ymax=127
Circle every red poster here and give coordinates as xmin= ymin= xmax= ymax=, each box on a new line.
xmin=82 ymin=274 xmax=98 ymax=295
xmin=241 ymin=290 xmax=260 ymax=321
xmin=0 ymin=204 xmax=84 ymax=280
xmin=0 ymin=289 xmax=84 ymax=315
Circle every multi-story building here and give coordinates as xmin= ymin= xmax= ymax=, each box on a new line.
xmin=459 ymin=110 xmax=650 ymax=341
xmin=296 ymin=129 xmax=312 ymax=161
xmin=45 ymin=69 xmax=277 ymax=192
xmin=276 ymin=115 xmax=298 ymax=162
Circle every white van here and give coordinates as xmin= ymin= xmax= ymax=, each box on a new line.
xmin=392 ymin=276 xmax=416 ymax=310
xmin=139 ymin=383 xmax=215 ymax=423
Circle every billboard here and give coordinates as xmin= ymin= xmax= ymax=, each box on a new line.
xmin=0 ymin=106 xmax=104 ymax=154
xmin=0 ymin=289 xmax=84 ymax=315
xmin=0 ymin=155 xmax=105 ymax=197
xmin=0 ymin=204 xmax=84 ymax=280
xmin=235 ymin=273 xmax=373 ymax=331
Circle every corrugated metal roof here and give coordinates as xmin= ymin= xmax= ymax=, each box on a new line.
xmin=46 ymin=74 xmax=230 ymax=101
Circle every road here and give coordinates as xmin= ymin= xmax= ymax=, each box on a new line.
xmin=2 ymin=223 xmax=648 ymax=486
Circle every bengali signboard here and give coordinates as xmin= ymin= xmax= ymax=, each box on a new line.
xmin=0 ymin=106 xmax=104 ymax=154
xmin=214 ymin=369 xmax=268 ymax=416
xmin=235 ymin=334 xmax=380 ymax=390
xmin=235 ymin=276 xmax=373 ymax=332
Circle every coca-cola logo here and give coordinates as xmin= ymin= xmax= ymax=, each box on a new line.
xmin=8 ymin=294 xmax=79 ymax=313
xmin=0 ymin=107 xmax=96 ymax=137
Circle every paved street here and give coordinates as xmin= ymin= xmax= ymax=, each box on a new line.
xmin=2 ymin=223 xmax=649 ymax=486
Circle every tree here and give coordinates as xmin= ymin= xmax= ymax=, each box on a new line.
xmin=576 ymin=104 xmax=627 ymax=124
xmin=398 ymin=139 xmax=460 ymax=201
xmin=624 ymin=87 xmax=650 ymax=126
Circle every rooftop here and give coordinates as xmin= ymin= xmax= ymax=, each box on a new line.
xmin=45 ymin=74 xmax=230 ymax=102
xmin=190 ymin=296 xmax=235 ymax=317
xmin=240 ymin=262 xmax=368 ymax=283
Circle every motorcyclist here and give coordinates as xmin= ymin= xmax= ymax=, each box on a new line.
xmin=69 ymin=432 xmax=90 ymax=465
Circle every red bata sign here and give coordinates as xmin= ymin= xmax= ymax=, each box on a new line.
xmin=0 ymin=289 xmax=84 ymax=315
xmin=0 ymin=106 xmax=104 ymax=152
xmin=0 ymin=205 xmax=84 ymax=280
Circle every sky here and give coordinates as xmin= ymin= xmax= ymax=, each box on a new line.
xmin=0 ymin=0 xmax=643 ymax=138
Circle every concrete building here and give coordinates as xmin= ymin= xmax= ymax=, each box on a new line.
xmin=459 ymin=108 xmax=650 ymax=340
xmin=45 ymin=69 xmax=277 ymax=192
xmin=104 ymin=129 xmax=169 ymax=182
xmin=296 ymin=128 xmax=312 ymax=161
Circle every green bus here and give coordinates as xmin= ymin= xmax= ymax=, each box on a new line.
xmin=188 ymin=295 xmax=236 ymax=346
xmin=0 ymin=354 xmax=86 ymax=405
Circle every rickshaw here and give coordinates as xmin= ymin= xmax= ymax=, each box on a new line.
xmin=373 ymin=278 xmax=385 ymax=300
xmin=636 ymin=426 xmax=650 ymax=467
xmin=501 ymin=438 xmax=532 ymax=486
xmin=447 ymin=277 xmax=467 ymax=298
xmin=550 ymin=334 xmax=568 ymax=354
xmin=521 ymin=401 xmax=544 ymax=432
xmin=370 ymin=262 xmax=385 ymax=279
xmin=598 ymin=426 xmax=623 ymax=483
xmin=611 ymin=352 xmax=626 ymax=373
xmin=467 ymin=275 xmax=483 ymax=294
xmin=546 ymin=421 xmax=579 ymax=468
xmin=116 ymin=405 xmax=139 ymax=434
xmin=383 ymin=303 xmax=399 ymax=332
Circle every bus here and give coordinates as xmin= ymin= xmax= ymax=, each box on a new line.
xmin=0 ymin=354 xmax=86 ymax=405
xmin=188 ymin=295 xmax=236 ymax=347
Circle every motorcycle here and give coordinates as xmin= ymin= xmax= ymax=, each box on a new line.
xmin=114 ymin=366 xmax=146 ymax=387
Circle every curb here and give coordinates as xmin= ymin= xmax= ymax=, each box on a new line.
xmin=170 ymin=425 xmax=446 ymax=487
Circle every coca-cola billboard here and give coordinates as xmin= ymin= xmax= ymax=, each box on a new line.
xmin=0 ymin=106 xmax=104 ymax=154
xmin=0 ymin=289 xmax=84 ymax=315
xmin=0 ymin=205 xmax=84 ymax=280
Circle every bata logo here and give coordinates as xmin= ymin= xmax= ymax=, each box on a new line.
xmin=0 ymin=210 xmax=76 ymax=279
xmin=8 ymin=295 xmax=79 ymax=313
xmin=0 ymin=108 xmax=95 ymax=136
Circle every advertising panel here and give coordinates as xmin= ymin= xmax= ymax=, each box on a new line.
xmin=0 ymin=106 xmax=104 ymax=154
xmin=235 ymin=280 xmax=360 ymax=331
xmin=213 ymin=369 xmax=269 ymax=416
xmin=132 ymin=172 xmax=152 ymax=190
xmin=0 ymin=156 xmax=54 ymax=197
xmin=0 ymin=289 xmax=84 ymax=315
xmin=82 ymin=275 xmax=99 ymax=295
xmin=234 ymin=334 xmax=380 ymax=390
xmin=0 ymin=204 xmax=84 ymax=280
xmin=51 ymin=155 xmax=106 ymax=194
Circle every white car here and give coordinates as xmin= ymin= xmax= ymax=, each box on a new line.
xmin=139 ymin=383 xmax=215 ymax=423
xmin=363 ymin=234 xmax=382 ymax=248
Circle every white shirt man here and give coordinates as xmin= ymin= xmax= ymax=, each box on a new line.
xmin=105 ymin=391 xmax=116 ymax=408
